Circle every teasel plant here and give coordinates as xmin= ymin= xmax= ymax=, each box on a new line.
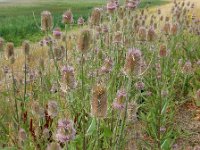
xmin=5 ymin=42 xmax=20 ymax=129
xmin=22 ymin=40 xmax=30 ymax=112
xmin=77 ymin=28 xmax=91 ymax=150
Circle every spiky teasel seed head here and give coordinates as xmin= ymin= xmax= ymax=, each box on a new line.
xmin=171 ymin=23 xmax=179 ymax=35
xmin=163 ymin=22 xmax=171 ymax=35
xmin=18 ymin=128 xmax=27 ymax=142
xmin=55 ymin=119 xmax=76 ymax=143
xmin=100 ymin=57 xmax=113 ymax=74
xmin=77 ymin=29 xmax=91 ymax=53
xmin=62 ymin=10 xmax=73 ymax=24
xmin=138 ymin=26 xmax=147 ymax=41
xmin=126 ymin=0 xmax=139 ymax=10
xmin=118 ymin=6 xmax=125 ymax=19
xmin=113 ymin=89 xmax=127 ymax=110
xmin=77 ymin=17 xmax=84 ymax=26
xmin=159 ymin=45 xmax=167 ymax=57
xmin=41 ymin=11 xmax=53 ymax=31
xmin=0 ymin=37 xmax=4 ymax=51
xmin=90 ymin=8 xmax=101 ymax=26
xmin=124 ymin=48 xmax=142 ymax=76
xmin=47 ymin=101 xmax=58 ymax=118
xmin=147 ymin=26 xmax=156 ymax=41
xmin=107 ymin=0 xmax=117 ymax=13
xmin=5 ymin=42 xmax=14 ymax=60
xmin=22 ymin=40 xmax=30 ymax=55
xmin=182 ymin=60 xmax=193 ymax=74
xmin=113 ymin=31 xmax=122 ymax=43
xmin=54 ymin=46 xmax=64 ymax=60
xmin=134 ymin=81 xmax=145 ymax=90
xmin=91 ymin=84 xmax=107 ymax=118
xmin=127 ymin=102 xmax=138 ymax=123
xmin=53 ymin=27 xmax=62 ymax=40
xmin=60 ymin=65 xmax=77 ymax=91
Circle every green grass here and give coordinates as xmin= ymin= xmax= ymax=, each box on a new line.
xmin=0 ymin=0 xmax=169 ymax=46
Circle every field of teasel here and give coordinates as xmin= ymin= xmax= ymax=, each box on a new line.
xmin=0 ymin=0 xmax=200 ymax=149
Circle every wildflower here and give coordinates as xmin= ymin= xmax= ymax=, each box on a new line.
xmin=41 ymin=11 xmax=53 ymax=31
xmin=107 ymin=1 xmax=117 ymax=13
xmin=77 ymin=17 xmax=84 ymax=26
xmin=77 ymin=29 xmax=91 ymax=53
xmin=47 ymin=101 xmax=58 ymax=118
xmin=18 ymin=128 xmax=27 ymax=142
xmin=91 ymin=84 xmax=107 ymax=118
xmin=100 ymin=58 xmax=113 ymax=74
xmin=47 ymin=142 xmax=61 ymax=150
xmin=60 ymin=65 xmax=77 ymax=91
xmin=5 ymin=42 xmax=14 ymax=59
xmin=113 ymin=89 xmax=126 ymax=110
xmin=53 ymin=27 xmax=62 ymax=40
xmin=55 ymin=119 xmax=76 ymax=143
xmin=126 ymin=0 xmax=139 ymax=9
xmin=134 ymin=81 xmax=145 ymax=90
xmin=62 ymin=10 xmax=73 ymax=24
xmin=22 ymin=40 xmax=30 ymax=55
xmin=90 ymin=8 xmax=101 ymax=26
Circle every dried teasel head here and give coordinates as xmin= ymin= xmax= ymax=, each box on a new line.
xmin=22 ymin=40 xmax=30 ymax=55
xmin=113 ymin=31 xmax=122 ymax=43
xmin=41 ymin=11 xmax=53 ymax=31
xmin=159 ymin=45 xmax=167 ymax=57
xmin=163 ymin=22 xmax=171 ymax=35
xmin=5 ymin=42 xmax=14 ymax=59
xmin=90 ymin=8 xmax=101 ymax=26
xmin=124 ymin=48 xmax=142 ymax=76
xmin=91 ymin=84 xmax=107 ymax=118
xmin=77 ymin=29 xmax=91 ymax=53
xmin=62 ymin=10 xmax=73 ymax=24
xmin=171 ymin=22 xmax=179 ymax=35
xmin=138 ymin=26 xmax=147 ymax=41
xmin=147 ymin=26 xmax=156 ymax=41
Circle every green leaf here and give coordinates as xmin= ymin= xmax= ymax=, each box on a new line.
xmin=103 ymin=127 xmax=112 ymax=138
xmin=161 ymin=101 xmax=168 ymax=115
xmin=86 ymin=118 xmax=97 ymax=136
xmin=161 ymin=138 xmax=171 ymax=150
